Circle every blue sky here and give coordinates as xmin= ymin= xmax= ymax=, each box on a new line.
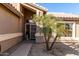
xmin=37 ymin=3 xmax=79 ymax=14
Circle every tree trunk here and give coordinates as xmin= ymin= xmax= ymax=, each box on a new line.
xmin=49 ymin=35 xmax=58 ymax=50
xmin=45 ymin=40 xmax=50 ymax=50
xmin=44 ymin=35 xmax=50 ymax=51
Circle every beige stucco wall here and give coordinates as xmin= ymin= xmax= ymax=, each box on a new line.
xmin=75 ymin=21 xmax=79 ymax=37
xmin=35 ymin=20 xmax=79 ymax=43
xmin=0 ymin=5 xmax=22 ymax=34
xmin=0 ymin=36 xmax=22 ymax=52
xmin=0 ymin=4 xmax=22 ymax=52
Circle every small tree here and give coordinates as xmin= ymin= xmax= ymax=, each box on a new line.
xmin=33 ymin=14 xmax=68 ymax=51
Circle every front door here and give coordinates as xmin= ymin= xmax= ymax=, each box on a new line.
xmin=25 ymin=22 xmax=36 ymax=40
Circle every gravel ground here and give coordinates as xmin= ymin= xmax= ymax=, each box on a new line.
xmin=28 ymin=42 xmax=79 ymax=56
xmin=1 ymin=40 xmax=79 ymax=56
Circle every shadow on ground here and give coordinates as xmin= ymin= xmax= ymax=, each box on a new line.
xmin=0 ymin=40 xmax=35 ymax=56
xmin=51 ymin=42 xmax=79 ymax=56
xmin=28 ymin=42 xmax=79 ymax=56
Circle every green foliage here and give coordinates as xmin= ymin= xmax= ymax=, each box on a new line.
xmin=32 ymin=14 xmax=67 ymax=38
xmin=33 ymin=14 xmax=69 ymax=50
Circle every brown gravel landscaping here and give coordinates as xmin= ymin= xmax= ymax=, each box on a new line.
xmin=28 ymin=42 xmax=79 ymax=56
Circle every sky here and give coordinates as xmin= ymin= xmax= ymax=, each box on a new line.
xmin=37 ymin=3 xmax=79 ymax=15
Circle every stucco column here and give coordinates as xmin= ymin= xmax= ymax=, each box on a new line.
xmin=39 ymin=11 xmax=43 ymax=16
xmin=36 ymin=10 xmax=44 ymax=16
xmin=73 ymin=22 xmax=76 ymax=38
xmin=36 ymin=10 xmax=40 ymax=33
xmin=36 ymin=10 xmax=39 ymax=15
xmin=36 ymin=10 xmax=44 ymax=33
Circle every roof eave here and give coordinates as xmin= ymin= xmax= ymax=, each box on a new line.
xmin=26 ymin=3 xmax=48 ymax=12
xmin=2 ymin=3 xmax=23 ymax=18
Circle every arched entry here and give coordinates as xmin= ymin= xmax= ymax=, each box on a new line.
xmin=21 ymin=5 xmax=36 ymax=40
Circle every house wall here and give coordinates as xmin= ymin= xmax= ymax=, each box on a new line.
xmin=36 ymin=20 xmax=79 ymax=43
xmin=23 ymin=8 xmax=35 ymax=21
xmin=75 ymin=21 xmax=79 ymax=37
xmin=0 ymin=4 xmax=22 ymax=52
xmin=0 ymin=5 xmax=22 ymax=34
xmin=58 ymin=20 xmax=79 ymax=37
xmin=65 ymin=20 xmax=79 ymax=38
xmin=60 ymin=20 xmax=79 ymax=42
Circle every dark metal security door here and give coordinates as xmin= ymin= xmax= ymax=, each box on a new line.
xmin=25 ymin=23 xmax=36 ymax=40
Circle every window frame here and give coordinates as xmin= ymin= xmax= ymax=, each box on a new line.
xmin=58 ymin=21 xmax=76 ymax=38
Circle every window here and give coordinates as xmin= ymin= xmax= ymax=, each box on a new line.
xmin=58 ymin=22 xmax=75 ymax=37
xmin=64 ymin=23 xmax=73 ymax=37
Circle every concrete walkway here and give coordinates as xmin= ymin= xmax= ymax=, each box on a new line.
xmin=10 ymin=40 xmax=33 ymax=56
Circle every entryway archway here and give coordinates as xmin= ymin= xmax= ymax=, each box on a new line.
xmin=21 ymin=4 xmax=36 ymax=41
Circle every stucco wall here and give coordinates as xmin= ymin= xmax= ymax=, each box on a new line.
xmin=23 ymin=7 xmax=35 ymax=20
xmin=0 ymin=4 xmax=22 ymax=52
xmin=0 ymin=5 xmax=21 ymax=34
xmin=0 ymin=36 xmax=22 ymax=52
xmin=75 ymin=21 xmax=79 ymax=37
xmin=35 ymin=20 xmax=79 ymax=43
